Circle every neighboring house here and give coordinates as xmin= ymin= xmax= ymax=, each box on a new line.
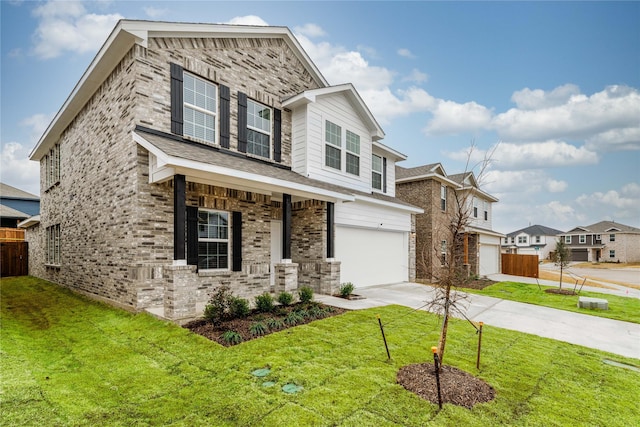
xmin=559 ymin=221 xmax=640 ymax=263
xmin=395 ymin=164 xmax=503 ymax=281
xmin=501 ymin=224 xmax=564 ymax=260
xmin=25 ymin=20 xmax=421 ymax=322
xmin=0 ymin=183 xmax=40 ymax=228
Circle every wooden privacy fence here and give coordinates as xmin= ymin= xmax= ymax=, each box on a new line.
xmin=501 ymin=253 xmax=539 ymax=278
xmin=0 ymin=227 xmax=25 ymax=242
xmin=1 ymin=242 xmax=28 ymax=277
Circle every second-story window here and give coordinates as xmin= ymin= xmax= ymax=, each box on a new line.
xmin=473 ymin=198 xmax=478 ymax=218
xmin=372 ymin=154 xmax=383 ymax=190
xmin=609 ymin=234 xmax=616 ymax=242
xmin=183 ymin=72 xmax=217 ymax=144
xmin=345 ymin=130 xmax=360 ymax=176
xmin=325 ymin=121 xmax=342 ymax=170
xmin=518 ymin=236 xmax=527 ymax=244
xmin=483 ymin=201 xmax=489 ymax=221
xmin=441 ymin=185 xmax=447 ymax=211
xmin=579 ymin=235 xmax=586 ymax=244
xmin=535 ymin=236 xmax=541 ymax=243
xmin=247 ymin=100 xmax=271 ymax=158
xmin=564 ymin=235 xmax=571 ymax=244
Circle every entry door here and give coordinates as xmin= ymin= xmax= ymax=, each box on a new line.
xmin=270 ymin=220 xmax=282 ymax=286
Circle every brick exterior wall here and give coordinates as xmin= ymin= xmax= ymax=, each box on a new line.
xmin=30 ymin=34 xmax=340 ymax=320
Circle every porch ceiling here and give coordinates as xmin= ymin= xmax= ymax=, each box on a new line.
xmin=133 ymin=128 xmax=355 ymax=203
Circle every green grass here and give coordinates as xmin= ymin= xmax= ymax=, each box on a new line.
xmin=462 ymin=281 xmax=640 ymax=324
xmin=2 ymin=276 xmax=639 ymax=426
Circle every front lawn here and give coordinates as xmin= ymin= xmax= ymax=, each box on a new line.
xmin=2 ymin=276 xmax=639 ymax=426
xmin=462 ymin=281 xmax=640 ymax=324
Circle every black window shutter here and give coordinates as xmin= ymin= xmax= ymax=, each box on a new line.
xmin=170 ymin=63 xmax=184 ymax=135
xmin=273 ymin=108 xmax=282 ymax=162
xmin=383 ymin=157 xmax=387 ymax=193
xmin=237 ymin=92 xmax=247 ymax=153
xmin=186 ymin=206 xmax=199 ymax=268
xmin=219 ymin=85 xmax=230 ymax=148
xmin=232 ymin=211 xmax=242 ymax=272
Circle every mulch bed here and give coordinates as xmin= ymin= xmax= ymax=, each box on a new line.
xmin=459 ymin=278 xmax=498 ymax=290
xmin=184 ymin=303 xmax=347 ymax=347
xmin=397 ymin=362 xmax=495 ymax=409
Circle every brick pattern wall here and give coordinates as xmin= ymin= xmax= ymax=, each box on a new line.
xmin=32 ymin=35 xmax=325 ymax=315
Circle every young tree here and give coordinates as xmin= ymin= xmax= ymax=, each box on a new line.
xmin=425 ymin=143 xmax=496 ymax=370
xmin=551 ymin=239 xmax=571 ymax=290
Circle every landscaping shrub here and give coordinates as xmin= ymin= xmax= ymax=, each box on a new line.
xmin=203 ymin=286 xmax=234 ymax=324
xmin=255 ymin=292 xmax=275 ymax=313
xmin=221 ymin=330 xmax=243 ymax=345
xmin=277 ymin=291 xmax=294 ymax=306
xmin=339 ymin=282 xmax=355 ymax=298
xmin=266 ymin=318 xmax=284 ymax=331
xmin=229 ymin=297 xmax=250 ymax=318
xmin=284 ymin=311 xmax=304 ymax=326
xmin=249 ymin=322 xmax=268 ymax=336
xmin=298 ymin=286 xmax=314 ymax=304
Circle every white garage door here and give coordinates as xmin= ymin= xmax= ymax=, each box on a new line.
xmin=479 ymin=244 xmax=499 ymax=276
xmin=335 ymin=226 xmax=408 ymax=287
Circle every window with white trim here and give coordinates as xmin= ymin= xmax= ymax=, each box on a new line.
xmin=247 ymin=99 xmax=271 ymax=158
xmin=183 ymin=72 xmax=217 ymax=143
xmin=595 ymin=234 xmax=601 ymax=242
xmin=46 ymin=224 xmax=60 ymax=265
xmin=473 ymin=197 xmax=478 ymax=218
xmin=44 ymin=144 xmax=61 ymax=189
xmin=372 ymin=154 xmax=383 ymax=190
xmin=535 ymin=236 xmax=541 ymax=243
xmin=345 ymin=130 xmax=360 ymax=176
xmin=564 ymin=235 xmax=571 ymax=244
xmin=440 ymin=240 xmax=447 ymax=264
xmin=609 ymin=234 xmax=616 ymax=242
xmin=483 ymin=201 xmax=489 ymax=221
xmin=518 ymin=236 xmax=527 ymax=244
xmin=609 ymin=250 xmax=615 ymax=258
xmin=579 ymin=235 xmax=586 ymax=244
xmin=440 ymin=185 xmax=447 ymax=211
xmin=325 ymin=121 xmax=342 ymax=170
xmin=198 ymin=210 xmax=229 ymax=270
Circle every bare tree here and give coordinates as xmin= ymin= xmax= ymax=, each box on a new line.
xmin=425 ymin=143 xmax=496 ymax=370
xmin=551 ymin=239 xmax=571 ymax=290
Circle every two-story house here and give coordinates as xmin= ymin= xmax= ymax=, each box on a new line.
xmin=24 ymin=20 xmax=421 ymax=322
xmin=559 ymin=221 xmax=640 ymax=263
xmin=395 ymin=164 xmax=502 ymax=281
xmin=501 ymin=224 xmax=564 ymax=260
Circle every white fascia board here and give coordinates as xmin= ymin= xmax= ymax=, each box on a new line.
xmin=352 ymin=194 xmax=423 ymax=214
xmin=396 ymin=173 xmax=461 ymax=188
xmin=133 ymin=132 xmax=354 ymax=203
xmin=460 ymin=186 xmax=499 ymax=203
xmin=18 ymin=215 xmax=41 ymax=229
xmin=373 ymin=140 xmax=406 ymax=160
xmin=466 ymin=226 xmax=505 ymax=238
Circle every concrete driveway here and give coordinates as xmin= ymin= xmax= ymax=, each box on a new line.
xmin=540 ymin=262 xmax=640 ymax=286
xmin=317 ymin=282 xmax=640 ymax=360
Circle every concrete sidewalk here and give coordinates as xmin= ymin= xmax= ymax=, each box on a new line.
xmin=316 ymin=282 xmax=640 ymax=360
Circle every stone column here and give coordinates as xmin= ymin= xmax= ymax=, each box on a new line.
xmin=318 ymin=260 xmax=341 ymax=295
xmin=275 ymin=260 xmax=298 ymax=294
xmin=163 ymin=264 xmax=198 ymax=320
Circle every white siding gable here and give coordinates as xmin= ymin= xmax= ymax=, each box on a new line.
xmin=291 ymin=92 xmax=375 ymax=193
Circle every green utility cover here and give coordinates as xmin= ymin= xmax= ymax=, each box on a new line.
xmin=251 ymin=368 xmax=271 ymax=377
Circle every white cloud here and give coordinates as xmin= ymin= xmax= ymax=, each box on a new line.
xmin=397 ymin=48 xmax=415 ymax=59
xmin=293 ymin=23 xmax=326 ymax=38
xmin=585 ymin=127 xmax=640 ymax=151
xmin=225 ymin=15 xmax=269 ymax=26
xmin=546 ymin=179 xmax=568 ymax=193
xmin=403 ymin=68 xmax=428 ymax=84
xmin=575 ymin=183 xmax=640 ymax=224
xmin=425 ymin=100 xmax=493 ymax=135
xmin=511 ymin=84 xmax=581 ymax=110
xmin=143 ymin=6 xmax=168 ymax=18
xmin=493 ymin=85 xmax=640 ymax=147
xmin=0 ymin=142 xmax=40 ymax=195
xmin=490 ymin=141 xmax=598 ymax=169
xmin=21 ymin=113 xmax=53 ymax=142
xmin=31 ymin=0 xmax=123 ymax=59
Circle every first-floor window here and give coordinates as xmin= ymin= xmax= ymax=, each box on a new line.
xmin=46 ymin=224 xmax=60 ymax=265
xmin=441 ymin=240 xmax=447 ymax=264
xmin=609 ymin=250 xmax=615 ymax=258
xmin=198 ymin=210 xmax=229 ymax=270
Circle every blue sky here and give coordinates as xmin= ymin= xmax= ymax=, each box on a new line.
xmin=1 ymin=1 xmax=639 ymax=233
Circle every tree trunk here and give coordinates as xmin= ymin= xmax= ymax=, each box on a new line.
xmin=559 ymin=265 xmax=563 ymax=290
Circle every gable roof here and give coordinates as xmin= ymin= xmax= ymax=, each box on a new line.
xmin=30 ymin=20 xmax=329 ymax=161
xmin=395 ymin=163 xmax=443 ymax=180
xmin=0 ymin=183 xmax=39 ymax=200
xmin=0 ymin=204 xmax=30 ymax=219
xmin=565 ymin=220 xmax=640 ymax=234
xmin=283 ymin=83 xmax=385 ymax=141
xmin=506 ymin=224 xmax=564 ymax=238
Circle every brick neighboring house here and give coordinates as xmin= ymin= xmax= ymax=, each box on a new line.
xmin=24 ymin=20 xmax=421 ymax=322
xmin=501 ymin=224 xmax=564 ymax=260
xmin=559 ymin=221 xmax=640 ymax=263
xmin=395 ymin=164 xmax=503 ymax=281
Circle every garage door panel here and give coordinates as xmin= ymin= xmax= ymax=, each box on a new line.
xmin=335 ymin=226 xmax=407 ymax=287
